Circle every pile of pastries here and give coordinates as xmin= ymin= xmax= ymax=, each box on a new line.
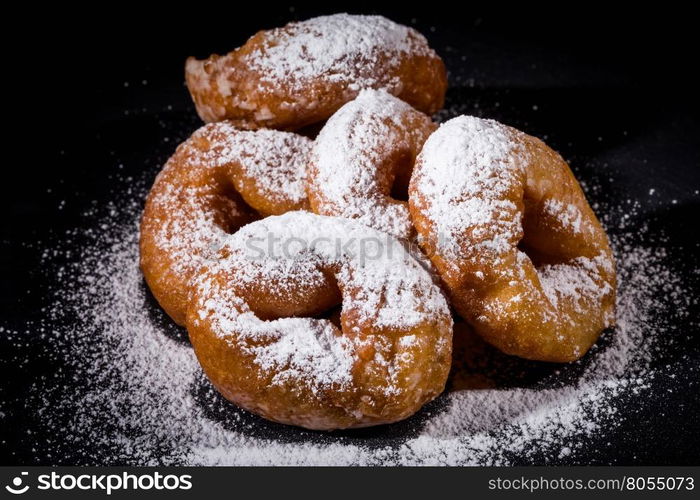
xmin=140 ymin=14 xmax=616 ymax=430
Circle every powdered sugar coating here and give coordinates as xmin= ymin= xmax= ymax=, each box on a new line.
xmin=186 ymin=211 xmax=452 ymax=429
xmin=543 ymin=199 xmax=586 ymax=234
xmin=412 ymin=116 xmax=524 ymax=256
xmin=191 ymin=211 xmax=451 ymax=391
xmin=226 ymin=129 xmax=310 ymax=207
xmin=147 ymin=123 xmax=310 ymax=272
xmin=410 ymin=115 xmax=616 ymax=361
xmin=146 ymin=184 xmax=231 ymax=279
xmin=11 ymin=80 xmax=696 ymax=465
xmin=185 ymin=13 xmax=446 ymax=127
xmin=202 ymin=292 xmax=356 ymax=391
xmin=308 ymin=89 xmax=435 ymax=239
xmin=246 ymin=14 xmax=432 ymax=89
xmin=140 ymin=122 xmax=310 ymax=323
xmin=188 ymin=122 xmax=311 ymax=209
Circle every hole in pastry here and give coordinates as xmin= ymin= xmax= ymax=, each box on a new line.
xmin=390 ymin=175 xmax=410 ymax=201
xmin=243 ymin=270 xmax=342 ymax=322
xmin=517 ymin=239 xmax=548 ymax=267
xmin=215 ymin=184 xmax=260 ymax=234
xmin=313 ymin=304 xmax=343 ymax=330
xmin=296 ymin=120 xmax=326 ymax=139
xmin=390 ymin=154 xmax=413 ymax=202
xmin=518 ymin=197 xmax=570 ymax=268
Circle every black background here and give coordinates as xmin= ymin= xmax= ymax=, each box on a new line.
xmin=1 ymin=4 xmax=699 ymax=465
xmin=4 ymin=4 xmax=699 ymax=244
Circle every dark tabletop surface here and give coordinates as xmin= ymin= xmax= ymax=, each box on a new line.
xmin=1 ymin=5 xmax=698 ymax=465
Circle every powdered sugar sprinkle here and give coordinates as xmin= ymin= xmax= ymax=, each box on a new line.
xmin=3 ymin=100 xmax=697 ymax=466
xmin=247 ymin=14 xmax=434 ymax=90
xmin=309 ymin=89 xmax=434 ymax=239
xmin=190 ymin=211 xmax=450 ymax=393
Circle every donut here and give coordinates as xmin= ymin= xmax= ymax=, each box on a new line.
xmin=185 ymin=14 xmax=447 ymax=130
xmin=409 ymin=116 xmax=616 ymax=362
xmin=307 ymin=89 xmax=436 ymax=240
xmin=186 ymin=211 xmax=453 ymax=430
xmin=140 ymin=122 xmax=311 ymax=325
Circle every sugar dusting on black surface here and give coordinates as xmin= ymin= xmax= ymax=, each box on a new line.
xmin=2 ymin=97 xmax=698 ymax=465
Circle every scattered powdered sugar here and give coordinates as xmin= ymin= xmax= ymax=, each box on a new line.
xmin=4 ymin=96 xmax=697 ymax=464
xmin=309 ymin=89 xmax=434 ymax=239
xmin=5 ymin=172 xmax=694 ymax=465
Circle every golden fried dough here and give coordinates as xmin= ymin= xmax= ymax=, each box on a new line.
xmin=409 ymin=116 xmax=616 ymax=362
xmin=140 ymin=122 xmax=311 ymax=325
xmin=307 ymin=89 xmax=436 ymax=240
xmin=185 ymin=14 xmax=446 ymax=130
xmin=187 ymin=212 xmax=453 ymax=430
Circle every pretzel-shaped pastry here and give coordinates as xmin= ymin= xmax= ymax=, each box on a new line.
xmin=187 ymin=211 xmax=452 ymax=429
xmin=409 ymin=116 xmax=616 ymax=362
xmin=185 ymin=14 xmax=446 ymax=130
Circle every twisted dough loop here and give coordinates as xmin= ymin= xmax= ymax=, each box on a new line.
xmin=185 ymin=14 xmax=446 ymax=130
xmin=308 ymin=89 xmax=436 ymax=240
xmin=187 ymin=212 xmax=453 ymax=430
xmin=139 ymin=122 xmax=311 ymax=325
xmin=409 ymin=116 xmax=616 ymax=362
